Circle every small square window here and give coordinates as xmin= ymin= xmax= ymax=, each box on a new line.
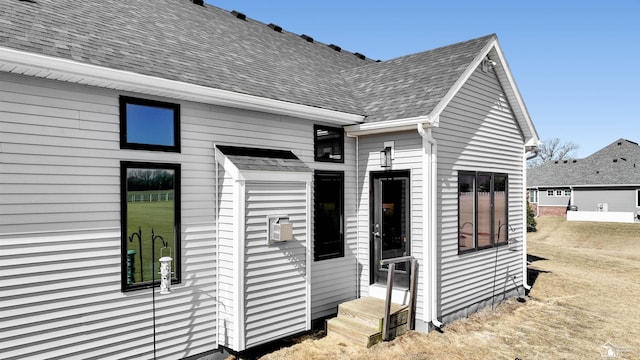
xmin=564 ymin=189 xmax=571 ymax=197
xmin=314 ymin=125 xmax=344 ymax=163
xmin=120 ymin=96 xmax=180 ymax=152
xmin=547 ymin=190 xmax=554 ymax=197
xmin=555 ymin=190 xmax=563 ymax=196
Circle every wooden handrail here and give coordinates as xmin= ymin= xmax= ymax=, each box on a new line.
xmin=380 ymin=256 xmax=417 ymax=341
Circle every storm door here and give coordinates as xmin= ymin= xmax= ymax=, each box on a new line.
xmin=371 ymin=171 xmax=411 ymax=287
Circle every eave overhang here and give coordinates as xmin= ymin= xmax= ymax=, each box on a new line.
xmin=0 ymin=46 xmax=364 ymax=126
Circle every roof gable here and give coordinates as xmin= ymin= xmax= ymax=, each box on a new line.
xmin=342 ymin=35 xmax=494 ymax=123
xmin=343 ymin=35 xmax=540 ymax=146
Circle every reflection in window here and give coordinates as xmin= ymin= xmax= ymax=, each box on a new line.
xmin=458 ymin=174 xmax=475 ymax=252
xmin=494 ymin=174 xmax=508 ymax=245
xmin=314 ymin=125 xmax=344 ymax=162
xmin=120 ymin=96 xmax=180 ymax=152
xmin=121 ymin=162 xmax=180 ymax=291
xmin=314 ymin=171 xmax=344 ymax=260
xmin=458 ymin=171 xmax=509 ymax=253
xmin=477 ymin=174 xmax=492 ymax=248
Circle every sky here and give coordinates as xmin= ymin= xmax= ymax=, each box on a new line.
xmin=207 ymin=0 xmax=639 ymax=159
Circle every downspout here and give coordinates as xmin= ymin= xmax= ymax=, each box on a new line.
xmin=417 ymin=122 xmax=443 ymax=329
xmin=213 ymin=144 xmax=221 ymax=346
xmin=522 ymin=147 xmax=539 ymax=291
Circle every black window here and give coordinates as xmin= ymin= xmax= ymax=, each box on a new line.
xmin=314 ymin=125 xmax=344 ymax=162
xmin=314 ymin=171 xmax=344 ymax=260
xmin=121 ymin=162 xmax=181 ymax=291
xmin=458 ymin=171 xmax=509 ymax=254
xmin=120 ymin=96 xmax=180 ymax=152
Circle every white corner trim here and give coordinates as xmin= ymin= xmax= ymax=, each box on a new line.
xmin=0 ymin=46 xmax=364 ymax=125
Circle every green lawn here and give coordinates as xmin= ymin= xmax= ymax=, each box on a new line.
xmin=126 ymin=199 xmax=176 ymax=284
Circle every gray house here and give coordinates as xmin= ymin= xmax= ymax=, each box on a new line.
xmin=528 ymin=139 xmax=640 ymax=223
xmin=0 ymin=0 xmax=539 ymax=358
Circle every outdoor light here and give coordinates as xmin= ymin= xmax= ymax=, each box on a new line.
xmin=380 ymin=146 xmax=392 ymax=168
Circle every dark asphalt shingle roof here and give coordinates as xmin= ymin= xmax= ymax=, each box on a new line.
xmin=0 ymin=0 xmax=495 ymax=123
xmin=343 ymin=35 xmax=494 ymax=123
xmin=527 ymin=139 xmax=640 ymax=187
xmin=217 ymin=145 xmax=309 ymax=172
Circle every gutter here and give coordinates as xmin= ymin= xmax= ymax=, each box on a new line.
xmin=0 ymin=46 xmax=363 ymax=125
xmin=416 ymin=120 xmax=443 ymax=329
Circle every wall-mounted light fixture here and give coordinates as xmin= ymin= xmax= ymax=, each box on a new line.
xmin=380 ymin=146 xmax=392 ymax=168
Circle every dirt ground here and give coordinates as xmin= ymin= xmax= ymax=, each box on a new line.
xmin=246 ymin=217 xmax=640 ymax=359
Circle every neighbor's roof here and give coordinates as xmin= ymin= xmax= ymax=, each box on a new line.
xmin=0 ymin=0 xmax=535 ymax=137
xmin=527 ymin=139 xmax=640 ymax=187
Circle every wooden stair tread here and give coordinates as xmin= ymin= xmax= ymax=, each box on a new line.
xmin=326 ymin=317 xmax=382 ymax=348
xmin=327 ymin=297 xmax=410 ymax=348
xmin=340 ymin=297 xmax=406 ymax=316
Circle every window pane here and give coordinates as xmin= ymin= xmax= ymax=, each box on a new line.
xmin=494 ymin=175 xmax=508 ymax=244
xmin=314 ymin=125 xmax=344 ymax=162
xmin=458 ymin=174 xmax=475 ymax=252
xmin=314 ymin=171 xmax=344 ymax=260
xmin=477 ymin=174 xmax=492 ymax=248
xmin=120 ymin=96 xmax=180 ymax=152
xmin=547 ymin=190 xmax=554 ymax=197
xmin=126 ymin=104 xmax=175 ymax=146
xmin=123 ymin=165 xmax=179 ymax=290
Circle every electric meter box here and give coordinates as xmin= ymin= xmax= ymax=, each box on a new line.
xmin=268 ymin=216 xmax=292 ymax=244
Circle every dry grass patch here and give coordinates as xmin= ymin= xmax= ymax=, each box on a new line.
xmin=250 ymin=217 xmax=640 ymax=360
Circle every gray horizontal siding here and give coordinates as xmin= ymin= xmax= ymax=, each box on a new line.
xmin=243 ymin=181 xmax=308 ymax=348
xmin=356 ymin=131 xmax=426 ymax=318
xmin=436 ymin=65 xmax=525 ymax=317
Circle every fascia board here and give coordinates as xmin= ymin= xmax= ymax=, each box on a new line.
xmin=0 ymin=46 xmax=364 ymax=126
xmin=489 ymin=41 xmax=540 ymax=145
xmin=214 ymin=147 xmax=241 ymax=181
xmin=241 ymin=171 xmax=312 ymax=183
xmin=345 ymin=115 xmax=434 ymax=136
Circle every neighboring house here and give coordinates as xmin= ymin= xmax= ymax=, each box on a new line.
xmin=528 ymin=139 xmax=640 ymax=223
xmin=0 ymin=0 xmax=539 ymax=359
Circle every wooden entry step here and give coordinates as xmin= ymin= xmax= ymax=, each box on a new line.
xmin=326 ymin=297 xmax=408 ymax=348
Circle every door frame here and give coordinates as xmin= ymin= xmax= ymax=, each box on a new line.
xmin=369 ymin=170 xmax=411 ymax=288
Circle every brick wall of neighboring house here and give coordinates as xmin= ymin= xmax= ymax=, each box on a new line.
xmin=538 ymin=205 xmax=567 ymax=216
xmin=530 ymin=203 xmax=538 ymax=214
